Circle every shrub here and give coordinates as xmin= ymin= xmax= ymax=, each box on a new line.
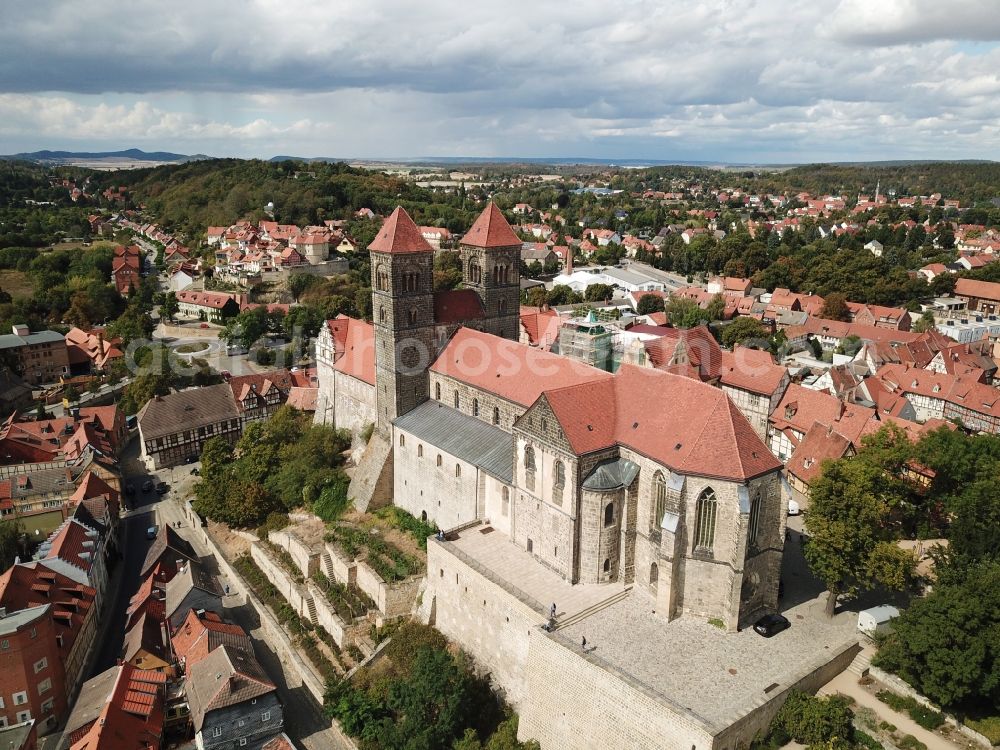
xmin=875 ymin=691 xmax=944 ymax=731
xmin=708 ymin=617 xmax=726 ymax=629
xmin=313 ymin=477 xmax=350 ymax=523
xmin=374 ymin=506 xmax=436 ymax=550
xmin=899 ymin=734 xmax=927 ymax=750
xmin=256 ymin=512 xmax=289 ymax=538
xmin=855 ymin=730 xmax=882 ymax=750
xmin=360 ymin=422 xmax=374 ymax=443
xmin=774 ymin=690 xmax=854 ymax=747
xmin=965 ymin=716 xmax=1000 ymax=745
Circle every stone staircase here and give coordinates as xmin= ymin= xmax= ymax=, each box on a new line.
xmin=553 ymin=587 xmax=632 ymax=631
xmin=848 ymin=647 xmax=874 ymax=677
xmin=320 ymin=551 xmax=335 ymax=580
xmin=305 ymin=595 xmax=318 ymax=625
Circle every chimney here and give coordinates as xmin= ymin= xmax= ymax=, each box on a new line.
xmin=565 ymin=247 xmax=574 ymax=275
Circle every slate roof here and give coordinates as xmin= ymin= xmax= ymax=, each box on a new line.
xmin=582 ymin=457 xmax=640 ymax=491
xmin=0 ymin=329 xmax=64 ymax=350
xmin=395 ymin=401 xmax=513 ymax=483
xmin=462 ymin=202 xmax=521 ymax=248
xmin=368 ymin=207 xmax=433 ymax=254
xmin=185 ymin=643 xmax=275 ymax=732
xmin=137 ymin=383 xmax=240 ymax=440
xmin=165 ymin=559 xmax=223 ymax=621
xmin=122 ymin=609 xmax=169 ymax=667
xmin=63 ymin=663 xmax=164 ymax=750
xmin=141 ymin=524 xmax=197 ymax=579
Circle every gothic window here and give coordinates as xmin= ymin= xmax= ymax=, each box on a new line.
xmin=455 ymin=464 xmax=462 ymax=478
xmin=493 ymin=407 xmax=500 ymax=425
xmin=649 ymin=562 xmax=659 ymax=586
xmin=436 ymin=454 xmax=443 ymax=467
xmin=398 ymin=434 xmax=405 ymax=448
xmin=747 ymin=490 xmax=762 ymax=552
xmin=472 ymin=399 xmax=479 ymax=417
xmin=435 ymin=382 xmax=441 ymax=400
xmin=469 ymin=261 xmax=481 ymax=284
xmin=604 ymin=502 xmax=614 ymax=527
xmin=408 ymin=308 xmax=417 ymax=325
xmin=524 ymin=445 xmax=536 ymax=491
xmin=379 ymin=307 xmax=386 ymax=323
xmin=417 ymin=444 xmax=423 ymax=458
xmin=552 ymin=460 xmax=565 ymax=504
xmin=502 ymin=487 xmax=510 ymax=516
xmin=652 ymin=471 xmax=667 ymax=531
xmin=499 ymin=299 xmax=507 ymax=314
xmin=375 ymin=265 xmax=388 ymax=291
xmin=454 ymin=390 xmax=460 ymax=408
xmin=493 ymin=265 xmax=500 ymax=284
xmin=694 ymin=487 xmax=718 ymax=552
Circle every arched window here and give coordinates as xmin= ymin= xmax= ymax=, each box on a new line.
xmin=694 ymin=488 xmax=718 ymax=551
xmin=502 ymin=487 xmax=510 ymax=516
xmin=652 ymin=471 xmax=667 ymax=531
xmin=436 ymin=454 xmax=442 ymax=467
xmin=493 ymin=265 xmax=500 ymax=284
xmin=604 ymin=502 xmax=614 ymax=527
xmin=375 ymin=265 xmax=388 ymax=291
xmin=472 ymin=398 xmax=479 ymax=417
xmin=455 ymin=464 xmax=461 ymax=478
xmin=453 ymin=390 xmax=460 ymax=408
xmin=408 ymin=308 xmax=417 ymax=325
xmin=603 ymin=558 xmax=610 ymax=573
xmin=747 ymin=490 xmax=762 ymax=552
xmin=435 ymin=382 xmax=441 ymax=400
xmin=417 ymin=444 xmax=423 ymax=458
xmin=499 ymin=299 xmax=507 ymax=314
xmin=524 ymin=446 xmax=536 ymax=491
xmin=552 ymin=460 xmax=565 ymax=504
xmin=493 ymin=407 xmax=500 ymax=426
xmin=649 ymin=562 xmax=659 ymax=586
xmin=469 ymin=261 xmax=481 ymax=284
xmin=379 ymin=307 xmax=386 ymax=323
xmin=398 ymin=434 xmax=405 ymax=448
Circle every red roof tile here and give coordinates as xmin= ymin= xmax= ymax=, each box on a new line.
xmin=331 ymin=317 xmax=375 ymax=385
xmin=434 ymin=289 xmax=485 ymax=324
xmin=718 ymin=347 xmax=788 ymax=396
xmin=462 ymin=203 xmax=521 ymax=248
xmin=368 ymin=206 xmax=433 ymax=254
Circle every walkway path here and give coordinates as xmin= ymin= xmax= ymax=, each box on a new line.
xmin=819 ymin=671 xmax=964 ymax=750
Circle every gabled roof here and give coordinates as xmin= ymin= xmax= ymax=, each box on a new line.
xmin=185 ymin=643 xmax=275 ymax=732
xmin=431 ymin=327 xmax=612 ymax=407
xmin=368 ymin=206 xmax=433 ymax=254
xmin=65 ymin=663 xmax=164 ymax=750
xmin=140 ymin=524 xmax=197 ymax=579
xmin=955 ymin=277 xmax=1000 ymax=302
xmin=165 ymin=560 xmax=222 ymax=621
xmin=171 ymin=609 xmax=251 ymax=670
xmin=122 ymin=609 xmax=169 ymax=667
xmin=769 ymin=383 xmax=878 ymax=446
xmin=462 ymin=202 xmax=521 ymax=248
xmin=786 ymin=422 xmax=853 ymax=486
xmin=537 ymin=364 xmax=781 ymax=482
xmin=328 ymin=316 xmax=375 ymax=386
xmin=433 ymin=289 xmax=485 ymax=325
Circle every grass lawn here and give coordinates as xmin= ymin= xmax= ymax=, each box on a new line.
xmin=0 ymin=269 xmax=33 ymax=299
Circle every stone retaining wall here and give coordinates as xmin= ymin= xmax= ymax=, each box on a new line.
xmin=269 ymin=529 xmax=319 ymax=578
xmin=355 ymin=561 xmax=423 ymax=620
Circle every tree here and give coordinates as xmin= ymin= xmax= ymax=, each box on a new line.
xmin=545 ymin=285 xmax=582 ymax=306
xmin=433 ymin=251 xmax=463 ymax=291
xmin=118 ymin=371 xmax=170 ymax=414
xmin=875 ymin=559 xmax=1000 ymax=708
xmin=721 ymin=317 xmax=769 ymax=348
xmin=636 ymin=294 xmax=665 ymax=315
xmin=913 ymin=309 xmax=936 ymax=333
xmin=804 ymin=456 xmax=914 ymax=616
xmin=705 ymin=293 xmax=726 ymax=321
xmin=774 ymin=691 xmax=855 ymax=748
xmin=584 ymin=283 xmax=613 ymax=302
xmin=665 ymin=297 xmax=709 ymax=328
xmin=287 ymin=273 xmax=317 ymax=302
xmin=820 ymin=293 xmax=850 ymax=322
xmin=160 ymin=291 xmax=179 ymax=321
xmin=0 ymin=520 xmax=25 ymax=570
xmin=222 ymin=307 xmax=279 ymax=351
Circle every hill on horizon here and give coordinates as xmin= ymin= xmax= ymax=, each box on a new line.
xmin=1 ymin=148 xmax=210 ymax=163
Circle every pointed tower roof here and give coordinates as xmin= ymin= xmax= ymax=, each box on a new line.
xmin=368 ymin=206 xmax=433 ymax=254
xmin=462 ymin=202 xmax=521 ymax=248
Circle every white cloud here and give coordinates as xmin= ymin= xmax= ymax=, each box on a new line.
xmin=0 ymin=1 xmax=998 ymax=160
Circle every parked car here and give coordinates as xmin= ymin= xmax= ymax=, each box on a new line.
xmin=753 ymin=613 xmax=791 ymax=638
xmin=190 ymin=468 xmax=200 ymax=476
xmin=141 ymin=479 xmax=154 ymax=493
xmin=146 ymin=525 xmax=158 ymax=539
xmin=199 ymin=323 xmax=209 ymax=329
xmin=183 ymin=455 xmax=198 ymax=464
xmin=155 ymin=481 xmax=169 ymax=495
xmin=787 ymin=499 xmax=801 ymax=516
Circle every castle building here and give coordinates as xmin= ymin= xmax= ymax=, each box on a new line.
xmin=313 ymin=204 xmax=834 ymax=750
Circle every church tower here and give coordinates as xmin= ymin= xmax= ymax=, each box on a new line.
xmin=460 ymin=202 xmax=522 ymax=340
xmin=369 ymin=206 xmax=436 ymax=435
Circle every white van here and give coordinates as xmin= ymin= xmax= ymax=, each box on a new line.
xmin=858 ymin=605 xmax=900 ymax=637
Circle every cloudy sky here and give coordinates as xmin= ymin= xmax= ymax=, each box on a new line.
xmin=1 ymin=0 xmax=998 ymax=162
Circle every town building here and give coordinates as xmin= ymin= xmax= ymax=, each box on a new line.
xmin=138 ymin=384 xmax=242 ymax=469
xmin=0 ymin=327 xmax=69 ymax=386
xmin=175 ymin=291 xmax=240 ymax=322
xmin=164 ymin=560 xmax=223 ymax=632
xmin=955 ymin=277 xmax=1000 ymax=315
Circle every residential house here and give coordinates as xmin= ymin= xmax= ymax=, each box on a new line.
xmin=717 ymin=347 xmax=790 ymax=440
xmin=138 ymin=384 xmax=242 ymax=469
xmin=845 ymin=302 xmax=911 ymax=331
xmin=175 ymin=291 xmax=240 ymax=323
xmin=59 ymin=663 xmax=165 ymax=750
xmin=767 ymin=383 xmax=878 ymax=463
xmin=0 ymin=720 xmax=36 ymax=750
xmin=955 ymin=278 xmax=1000 ymax=315
xmin=0 ymin=327 xmax=69 ymax=386
xmin=140 ymin=524 xmax=198 ymax=585
xmin=64 ymin=328 xmax=123 ymax=374
xmin=0 ymin=563 xmax=98 ymax=734
xmin=185 ymin=644 xmax=283 ymax=750
xmin=121 ymin=610 xmax=172 ymax=674
xmin=164 ymin=560 xmax=223 ymax=632
xmin=32 ymin=511 xmax=109 ymax=613
xmin=0 ymin=370 xmax=33 ymax=418
xmin=171 ymin=609 xmax=251 ymax=675
xmin=864 ymin=240 xmax=883 ymax=257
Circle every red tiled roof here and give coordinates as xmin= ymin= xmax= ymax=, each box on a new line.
xmin=718 ymin=347 xmax=787 ymax=395
xmin=368 ymin=206 xmax=433 ymax=254
xmin=519 ymin=307 xmax=562 ymax=350
xmin=786 ymin=422 xmax=853 ymax=486
xmin=643 ymin=326 xmax=722 ymax=380
xmin=541 ymin=364 xmax=781 ymax=482
xmin=176 ymin=291 xmax=238 ymax=310
xmin=171 ymin=609 xmax=251 ymax=670
xmin=769 ymin=383 xmax=878 ymax=446
xmin=69 ymin=664 xmax=164 ymax=750
xmin=955 ymin=277 xmax=1000 ymax=302
xmin=330 ymin=317 xmax=375 ymax=386
xmin=432 ymin=327 xmax=612 ymax=406
xmin=462 ymin=202 xmax=521 ymax=248
xmin=434 ymin=289 xmax=485 ymax=324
